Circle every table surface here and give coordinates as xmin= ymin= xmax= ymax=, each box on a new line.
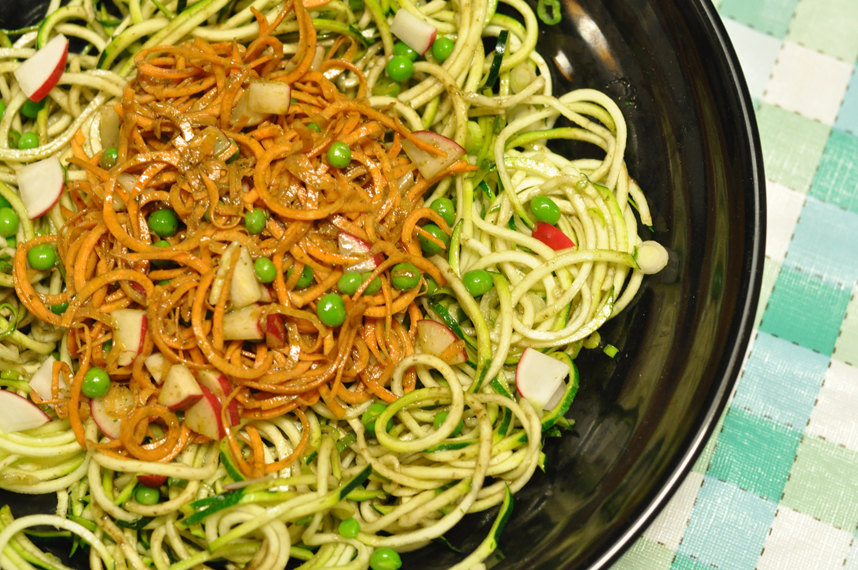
xmin=613 ymin=0 xmax=858 ymax=569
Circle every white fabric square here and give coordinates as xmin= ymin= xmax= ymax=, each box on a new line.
xmin=764 ymin=41 xmax=853 ymax=125
xmin=807 ymin=359 xmax=858 ymax=452
xmin=757 ymin=507 xmax=852 ymax=570
xmin=642 ymin=471 xmax=703 ymax=550
xmin=765 ymin=180 xmax=805 ymax=263
xmin=722 ymin=18 xmax=782 ymax=101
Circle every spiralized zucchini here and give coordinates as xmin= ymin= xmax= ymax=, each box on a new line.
xmin=0 ymin=0 xmax=668 ymax=569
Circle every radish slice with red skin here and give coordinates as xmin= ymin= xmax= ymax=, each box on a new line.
xmin=13 ymin=34 xmax=68 ymax=102
xmin=90 ymin=397 xmax=122 ymax=439
xmin=338 ymin=232 xmax=384 ymax=272
xmin=0 ymin=391 xmax=51 ymax=432
xmin=401 ymin=131 xmax=466 ymax=179
xmin=515 ymin=347 xmax=570 ymax=410
xmin=16 ymin=157 xmax=64 ymax=219
xmin=416 ymin=320 xmax=467 ymax=365
xmin=390 ymin=10 xmax=437 ymax=55
xmin=29 ymin=355 xmax=67 ymax=400
xmin=531 ymin=222 xmax=575 ymax=251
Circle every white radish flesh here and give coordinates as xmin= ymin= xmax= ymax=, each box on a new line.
xmin=401 ymin=131 xmax=465 ymax=179
xmin=390 ymin=10 xmax=437 ymax=55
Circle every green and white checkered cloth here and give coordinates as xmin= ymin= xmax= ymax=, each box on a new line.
xmin=614 ymin=1 xmax=858 ymax=568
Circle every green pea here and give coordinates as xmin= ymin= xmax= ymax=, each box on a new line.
xmin=327 ymin=141 xmax=352 ymax=168
xmin=462 ymin=269 xmax=492 ymax=297
xmin=81 ymin=367 xmax=110 ymax=398
xmin=254 ymin=257 xmax=276 ymax=283
xmin=431 ymin=37 xmax=455 ymax=63
xmin=530 ymin=195 xmax=561 ymax=225
xmin=151 ymin=239 xmax=171 ymax=267
xmin=5 ymin=236 xmax=15 ymax=249
xmin=361 ymin=402 xmax=391 ymax=436
xmin=0 ymin=195 xmax=11 ymax=209
xmin=338 ymin=518 xmax=361 ymax=538
xmin=100 ymin=147 xmax=119 ymax=169
xmin=27 ymin=244 xmax=56 ymax=271
xmin=307 ymin=122 xmax=321 ymax=133
xmin=390 ymin=263 xmax=420 ymax=291
xmin=361 ymin=273 xmax=381 ymax=295
xmin=102 ymin=340 xmax=113 ymax=352
xmin=203 ymin=200 xmax=223 ymax=223
xmin=287 ymin=264 xmax=314 ymax=288
xmin=17 ymin=132 xmax=39 ymax=150
xmin=157 ymin=279 xmax=171 ymax=286
xmin=1 ymin=370 xmax=20 ymax=380
xmin=386 ymin=55 xmax=414 ymax=83
xmin=418 ymin=224 xmax=449 ymax=256
xmin=135 ymin=486 xmax=160 ymax=505
xmin=370 ymin=76 xmax=401 ymax=97
xmin=316 ymin=293 xmax=346 ymax=327
xmin=244 ymin=208 xmax=267 ymax=234
xmin=393 ymin=41 xmax=418 ymax=62
xmin=20 ymin=99 xmax=45 ymax=119
xmin=433 ymin=411 xmax=463 ymax=436
xmin=0 ymin=260 xmax=12 ymax=273
xmin=430 ymin=198 xmax=455 ymax=227
xmin=338 ymin=272 xmax=365 ymax=295
xmin=369 ymin=547 xmax=402 ymax=570
xmin=50 ymin=302 xmax=69 ymax=315
xmin=0 ymin=208 xmax=19 ymax=238
xmin=147 ymin=209 xmax=179 ymax=237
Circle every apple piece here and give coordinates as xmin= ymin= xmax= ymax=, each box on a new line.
xmin=197 ymin=370 xmax=240 ymax=426
xmin=390 ymin=10 xmax=437 ymax=55
xmin=416 ymin=320 xmax=467 ymax=365
xmin=229 ymin=89 xmax=269 ymax=127
xmin=230 ymin=246 xmax=263 ymax=310
xmin=184 ymin=386 xmax=226 ymax=441
xmin=531 ymin=221 xmax=575 ymax=251
xmin=13 ymin=34 xmax=68 ymax=102
xmin=338 ymin=231 xmax=384 ymax=273
xmin=112 ymin=308 xmax=147 ymax=366
xmin=246 ymin=80 xmax=291 ymax=115
xmin=265 ymin=313 xmax=287 ymax=350
xmin=144 ymin=353 xmax=171 ymax=385
xmin=0 ymin=390 xmax=51 ymax=433
xmin=157 ymin=364 xmax=203 ymax=411
xmin=137 ymin=474 xmax=167 ymax=488
xmin=29 ymin=355 xmax=67 ymax=401
xmin=222 ymin=304 xmax=265 ymax=341
xmin=401 ymin=131 xmax=466 ymax=179
xmin=16 ymin=157 xmax=64 ymax=219
xmin=515 ymin=347 xmax=570 ymax=410
xmin=90 ymin=396 xmax=122 ymax=439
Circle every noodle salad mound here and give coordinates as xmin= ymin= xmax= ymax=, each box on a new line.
xmin=0 ymin=0 xmax=668 ymax=569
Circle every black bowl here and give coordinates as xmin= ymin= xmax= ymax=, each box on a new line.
xmin=1 ymin=0 xmax=764 ymax=568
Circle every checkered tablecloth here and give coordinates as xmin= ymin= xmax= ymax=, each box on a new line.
xmin=613 ymin=1 xmax=858 ymax=569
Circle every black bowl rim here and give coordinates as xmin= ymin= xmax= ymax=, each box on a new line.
xmin=584 ymin=1 xmax=767 ymax=567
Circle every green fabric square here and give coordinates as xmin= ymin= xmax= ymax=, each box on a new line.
xmin=614 ymin=539 xmax=674 ymax=570
xmin=708 ymin=409 xmax=801 ymax=501
xmin=809 ymin=130 xmax=858 ymax=214
xmin=759 ymin=266 xmax=851 ymax=355
xmin=720 ymin=0 xmax=799 ymax=37
xmin=756 ymin=103 xmax=831 ymax=193
xmin=754 ymin=260 xmax=781 ymax=331
xmin=693 ymin=408 xmax=726 ymax=475
xmin=670 ymin=554 xmax=714 ymax=570
xmin=787 ymin=0 xmax=858 ymax=62
xmin=782 ymin=435 xmax=858 ymax=530
xmin=834 ymin=290 xmax=858 ymax=367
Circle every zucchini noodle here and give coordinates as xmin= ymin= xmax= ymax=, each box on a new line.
xmin=0 ymin=0 xmax=669 ymax=569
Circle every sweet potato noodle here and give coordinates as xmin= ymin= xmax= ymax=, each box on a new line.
xmin=13 ymin=4 xmax=473 ymax=471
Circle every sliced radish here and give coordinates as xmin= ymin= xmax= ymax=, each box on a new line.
xmin=230 ymin=246 xmax=263 ymax=310
xmin=222 ymin=304 xmax=265 ymax=341
xmin=229 ymin=90 xmax=268 ymax=127
xmin=29 ymin=355 xmax=67 ymax=400
xmin=185 ymin=386 xmax=226 ymax=441
xmin=390 ymin=10 xmax=437 ymax=55
xmin=137 ymin=474 xmax=167 ymax=488
xmin=144 ymin=353 xmax=171 ymax=385
xmin=401 ymin=131 xmax=465 ymax=179
xmin=90 ymin=397 xmax=122 ymax=439
xmin=338 ymin=232 xmax=384 ymax=273
xmin=0 ymin=391 xmax=51 ymax=432
xmin=531 ymin=222 xmax=575 ymax=251
xmin=13 ymin=34 xmax=68 ymax=102
xmin=197 ymin=370 xmax=241 ymax=426
xmin=515 ymin=348 xmax=570 ymax=410
xmin=265 ymin=313 xmax=287 ymax=349
xmin=16 ymin=157 xmax=64 ymax=219
xmin=112 ymin=308 xmax=147 ymax=366
xmin=636 ymin=241 xmax=669 ymax=274
xmin=416 ymin=320 xmax=467 ymax=365
xmin=246 ymin=80 xmax=291 ymax=116
xmin=157 ymin=364 xmax=203 ymax=411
